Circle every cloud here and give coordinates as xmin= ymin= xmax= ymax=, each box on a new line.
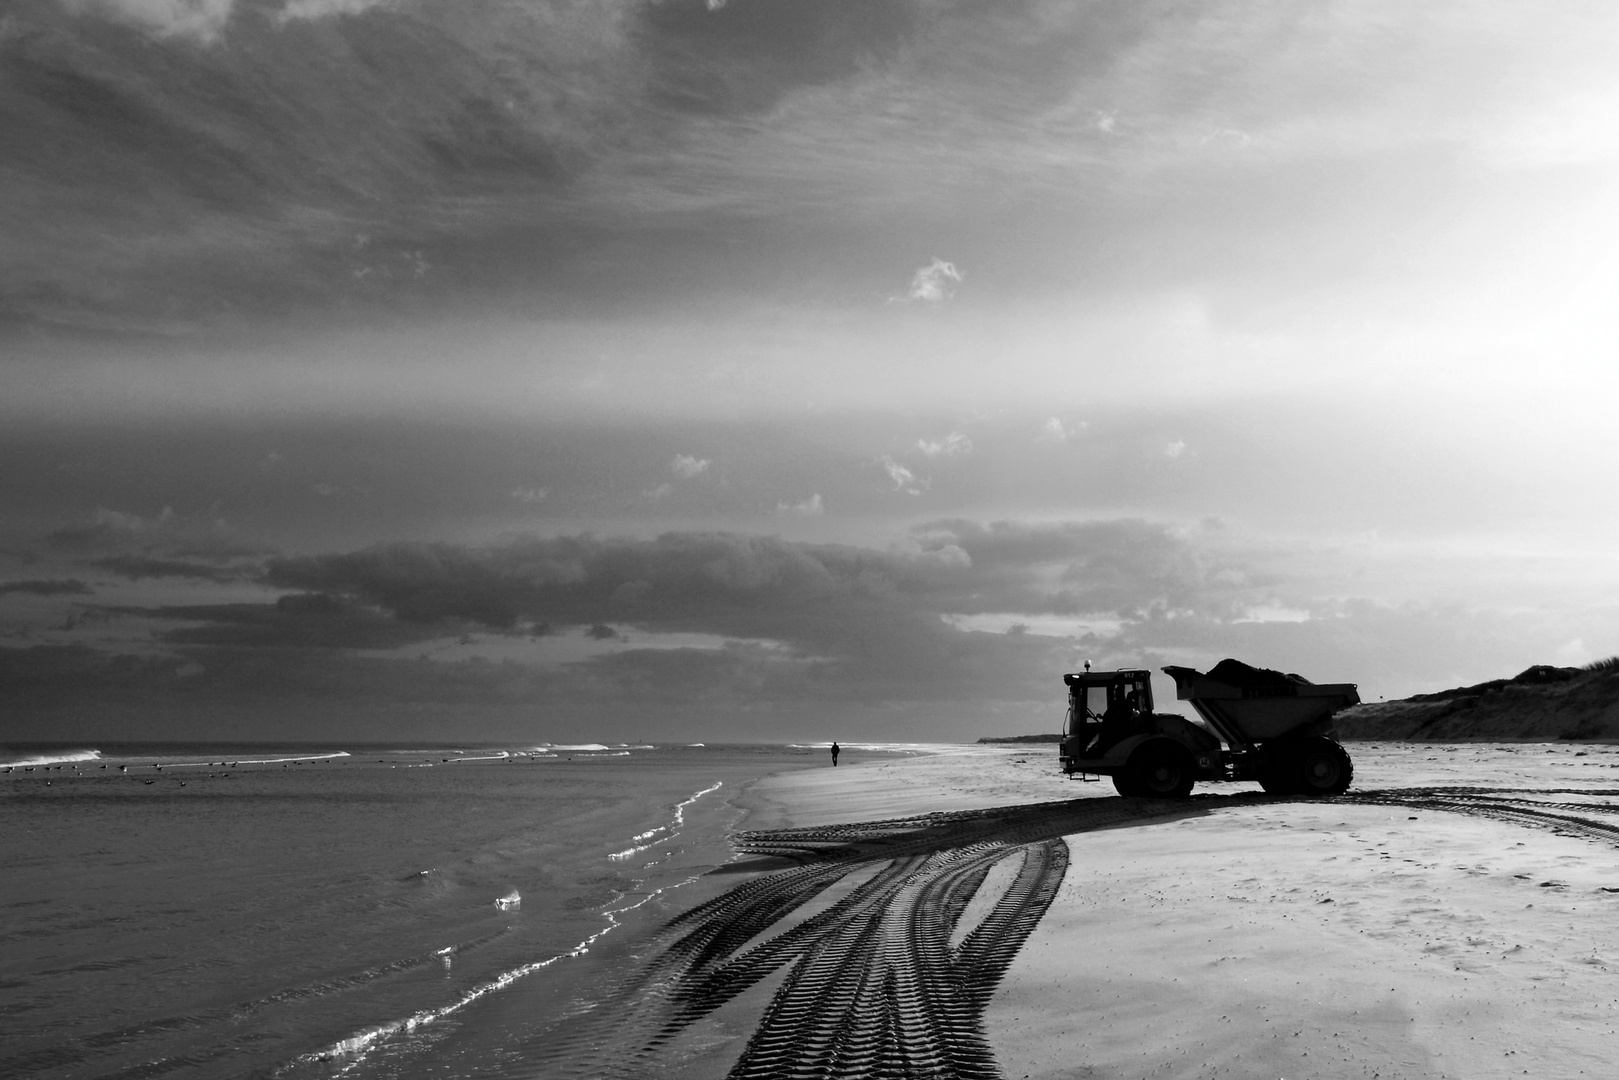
xmin=63 ymin=0 xmax=235 ymax=42
xmin=1163 ymin=439 xmax=1187 ymax=458
xmin=22 ymin=0 xmax=1619 ymax=345
xmin=903 ymin=258 xmax=964 ymax=304
xmin=914 ymin=432 xmax=972 ymax=458
xmin=776 ymin=494 xmax=824 ymax=517
xmin=9 ymin=521 xmax=1609 ymax=739
xmin=67 ymin=0 xmax=393 ymax=40
xmin=907 ymin=519 xmax=1221 ymax=618
xmin=510 ymin=487 xmax=550 ymax=504
xmin=256 ymin=523 xmax=1249 ymax=659
xmin=1201 ymin=127 xmax=1252 ymax=148
xmin=879 ymin=456 xmax=928 ymax=495
xmin=276 ymin=0 xmax=391 ymax=25
xmin=45 ymin=507 xmax=266 ymax=561
xmin=0 ymin=579 xmax=93 ymax=597
xmin=153 ymin=593 xmax=442 ymax=649
xmin=643 ymin=482 xmax=676 ymax=500
xmin=89 ymin=555 xmax=245 ymax=583
xmin=264 ymin=543 xmax=535 ymax=628
xmin=262 ymin=532 xmax=957 ymax=664
xmin=670 ymin=454 xmax=711 ymax=479
xmin=48 ymin=506 xmax=173 ymax=550
xmin=1039 ymin=418 xmax=1086 ymax=442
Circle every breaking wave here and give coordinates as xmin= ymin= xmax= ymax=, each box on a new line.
xmin=607 ymin=781 xmax=722 ymax=861
xmin=292 ymin=781 xmax=726 ymax=1076
xmin=3 ymin=749 xmax=102 ymax=767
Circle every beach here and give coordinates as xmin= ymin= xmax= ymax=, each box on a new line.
xmin=8 ymin=741 xmax=1619 ymax=1078
xmin=591 ymin=742 xmax=1619 ymax=1079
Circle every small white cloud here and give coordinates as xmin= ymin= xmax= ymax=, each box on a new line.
xmin=349 ymin=247 xmax=430 ymax=283
xmin=91 ymin=505 xmax=174 ymax=533
xmin=670 ymin=454 xmax=710 ymax=479
xmin=1202 ymin=127 xmax=1252 ymax=148
xmin=1163 ymin=439 xmax=1187 ymax=459
xmin=923 ymin=543 xmax=971 ymax=568
xmin=914 ymin=432 xmax=973 ymax=458
xmin=1095 ymin=110 xmax=1117 ymax=134
xmin=1040 ymin=417 xmax=1087 ymax=442
xmin=903 ymin=258 xmax=963 ymax=304
xmin=1236 ymin=604 xmax=1312 ymax=624
xmin=879 ymin=456 xmax=928 ymax=496
xmin=890 ymin=535 xmax=971 ymax=567
xmin=276 ymin=0 xmax=390 ymax=24
xmin=643 ymin=483 xmax=675 ymax=500
xmin=510 ymin=487 xmax=549 ymax=504
xmin=66 ymin=0 xmax=235 ymax=42
xmin=776 ymin=494 xmax=824 ymax=517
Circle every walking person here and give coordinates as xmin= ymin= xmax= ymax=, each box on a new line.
xmin=830 ymin=742 xmax=840 ymax=767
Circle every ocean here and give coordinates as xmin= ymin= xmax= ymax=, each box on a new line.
xmin=0 ymin=741 xmax=879 ymax=1079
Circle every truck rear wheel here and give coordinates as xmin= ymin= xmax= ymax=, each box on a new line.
xmin=1292 ymin=737 xmax=1352 ymax=796
xmin=1115 ymin=742 xmax=1195 ymax=799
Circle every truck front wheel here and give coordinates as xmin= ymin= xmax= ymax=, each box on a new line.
xmin=1115 ymin=742 xmax=1195 ymax=799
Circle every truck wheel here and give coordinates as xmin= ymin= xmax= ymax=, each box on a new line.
xmin=1118 ymin=742 xmax=1195 ymax=799
xmin=1291 ymin=737 xmax=1353 ymax=797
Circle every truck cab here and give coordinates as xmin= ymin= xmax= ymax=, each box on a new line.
xmin=1060 ymin=668 xmax=1154 ymax=764
xmin=1059 ymin=667 xmax=1221 ymax=797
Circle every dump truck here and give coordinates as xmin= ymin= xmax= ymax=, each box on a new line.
xmin=1058 ymin=659 xmax=1360 ymax=798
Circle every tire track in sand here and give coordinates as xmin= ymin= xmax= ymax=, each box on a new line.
xmin=1344 ymin=785 xmax=1619 ymax=845
xmin=529 ymin=797 xmax=1202 ymax=1079
xmin=532 ymin=785 xmax=1619 ymax=1078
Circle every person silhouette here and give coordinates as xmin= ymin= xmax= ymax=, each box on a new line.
xmin=830 ymin=742 xmax=840 ymax=767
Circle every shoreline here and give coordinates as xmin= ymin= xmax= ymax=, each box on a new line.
xmin=734 ymin=742 xmax=1102 ymax=831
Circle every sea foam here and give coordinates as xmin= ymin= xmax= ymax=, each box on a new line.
xmin=297 ymin=782 xmax=726 ymax=1075
xmin=4 ymin=748 xmax=102 ymax=767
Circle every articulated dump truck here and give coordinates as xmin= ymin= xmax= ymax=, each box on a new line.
xmin=1058 ymin=659 xmax=1360 ymax=799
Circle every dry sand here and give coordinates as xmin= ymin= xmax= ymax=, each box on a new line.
xmin=743 ymin=743 xmax=1619 ymax=1079
xmin=531 ymin=742 xmax=1619 ymax=1078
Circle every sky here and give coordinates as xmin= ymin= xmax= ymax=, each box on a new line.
xmin=4 ymin=0 xmax=1619 ymax=743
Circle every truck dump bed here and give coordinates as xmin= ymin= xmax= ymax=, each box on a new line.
xmin=1163 ymin=661 xmax=1360 ymax=743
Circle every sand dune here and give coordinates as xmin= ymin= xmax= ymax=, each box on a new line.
xmin=1339 ymin=660 xmax=1619 ymax=741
